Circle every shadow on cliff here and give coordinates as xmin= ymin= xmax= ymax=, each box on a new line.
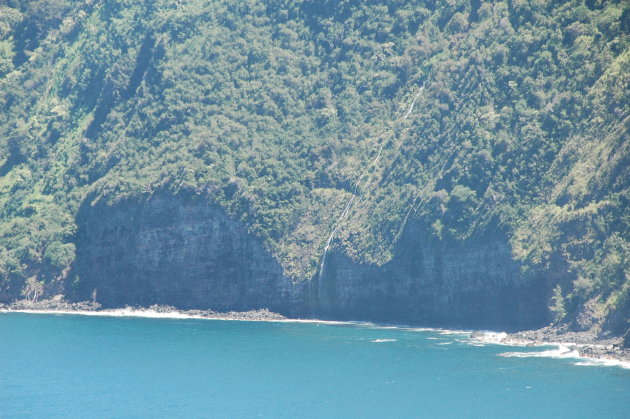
xmin=314 ymin=219 xmax=551 ymax=332
xmin=73 ymin=191 xmax=305 ymax=315
xmin=72 ymin=190 xmax=551 ymax=331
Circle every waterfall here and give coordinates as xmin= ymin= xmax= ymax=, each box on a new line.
xmin=317 ymin=84 xmax=425 ymax=284
xmin=402 ymin=86 xmax=423 ymax=120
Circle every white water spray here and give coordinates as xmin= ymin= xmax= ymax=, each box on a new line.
xmin=402 ymin=87 xmax=423 ymax=120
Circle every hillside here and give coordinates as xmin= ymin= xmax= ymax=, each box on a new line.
xmin=0 ymin=0 xmax=628 ymax=333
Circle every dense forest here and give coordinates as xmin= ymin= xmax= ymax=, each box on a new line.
xmin=0 ymin=0 xmax=628 ymax=331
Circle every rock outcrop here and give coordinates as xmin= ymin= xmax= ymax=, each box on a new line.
xmin=316 ymin=221 xmax=549 ymax=331
xmin=73 ymin=193 xmax=549 ymax=330
xmin=74 ymin=193 xmax=301 ymax=315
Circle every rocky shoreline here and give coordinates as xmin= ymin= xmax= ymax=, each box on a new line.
xmin=2 ymin=297 xmax=629 ymax=366
xmin=502 ymin=324 xmax=630 ymax=363
xmin=0 ymin=297 xmax=287 ymax=322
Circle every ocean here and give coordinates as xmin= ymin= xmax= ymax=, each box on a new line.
xmin=1 ymin=312 xmax=628 ymax=418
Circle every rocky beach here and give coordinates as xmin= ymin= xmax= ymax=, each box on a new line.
xmin=504 ymin=324 xmax=630 ymax=364
xmin=0 ymin=297 xmax=287 ymax=322
xmin=3 ymin=297 xmax=628 ymax=367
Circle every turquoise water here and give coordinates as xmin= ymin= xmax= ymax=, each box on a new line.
xmin=1 ymin=313 xmax=628 ymax=418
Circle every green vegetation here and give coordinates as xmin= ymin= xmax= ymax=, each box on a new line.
xmin=550 ymin=285 xmax=566 ymax=322
xmin=0 ymin=0 xmax=628 ymax=328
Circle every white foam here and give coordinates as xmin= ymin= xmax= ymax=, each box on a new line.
xmin=469 ymin=331 xmax=540 ymax=347
xmin=499 ymin=345 xmax=584 ymax=362
xmin=0 ymin=308 xmax=348 ymax=325
xmin=371 ymin=339 xmax=397 ymax=343
xmin=2 ymin=308 xmax=201 ymax=319
xmin=479 ymin=332 xmax=508 ymax=343
xmin=574 ymin=359 xmax=630 ymax=370
xmin=365 ymin=325 xmax=406 ymax=330
xmin=0 ymin=310 xmax=466 ymax=332
xmin=438 ymin=329 xmax=471 ymax=335
xmin=498 ymin=345 xmax=630 ymax=370
xmin=405 ymin=327 xmax=443 ymax=333
xmin=463 ymin=331 xmax=510 ymax=347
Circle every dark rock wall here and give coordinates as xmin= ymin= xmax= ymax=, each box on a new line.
xmin=74 ymin=193 xmax=301 ymax=314
xmin=315 ymin=222 xmax=550 ymax=331
xmin=74 ymin=194 xmax=549 ymax=330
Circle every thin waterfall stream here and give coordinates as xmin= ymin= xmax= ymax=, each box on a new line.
xmin=317 ymin=85 xmax=425 ymax=293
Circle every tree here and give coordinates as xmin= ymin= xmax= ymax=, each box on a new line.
xmin=21 ymin=276 xmax=44 ymax=302
xmin=549 ymin=285 xmax=566 ymax=322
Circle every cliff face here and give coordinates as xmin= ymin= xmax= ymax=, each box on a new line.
xmin=74 ymin=193 xmax=301 ymax=314
xmin=316 ymin=222 xmax=549 ymax=331
xmin=73 ymin=193 xmax=548 ymax=330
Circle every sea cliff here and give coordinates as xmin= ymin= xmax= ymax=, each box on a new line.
xmin=68 ymin=193 xmax=548 ymax=331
